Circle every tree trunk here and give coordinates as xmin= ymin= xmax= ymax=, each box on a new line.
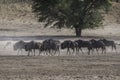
xmin=75 ymin=28 xmax=82 ymax=37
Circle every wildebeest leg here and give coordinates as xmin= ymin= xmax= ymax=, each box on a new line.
xmin=101 ymin=47 xmax=106 ymax=54
xmin=45 ymin=50 xmax=47 ymax=55
xmin=30 ymin=50 xmax=33 ymax=56
xmin=75 ymin=47 xmax=79 ymax=55
xmin=57 ymin=46 xmax=60 ymax=56
xmin=103 ymin=47 xmax=106 ymax=54
xmin=43 ymin=51 xmax=45 ymax=55
xmin=43 ymin=50 xmax=46 ymax=55
xmin=113 ymin=45 xmax=117 ymax=53
xmin=44 ymin=49 xmax=47 ymax=55
xmin=17 ymin=50 xmax=20 ymax=55
xmin=44 ymin=51 xmax=47 ymax=55
xmin=91 ymin=48 xmax=94 ymax=55
xmin=55 ymin=50 xmax=57 ymax=56
xmin=47 ymin=49 xmax=52 ymax=56
xmin=101 ymin=48 xmax=104 ymax=54
xmin=47 ymin=49 xmax=50 ymax=56
xmin=58 ymin=49 xmax=60 ymax=56
xmin=50 ymin=49 xmax=54 ymax=56
xmin=50 ymin=49 xmax=55 ymax=56
xmin=55 ymin=48 xmax=60 ymax=56
xmin=67 ymin=48 xmax=68 ymax=55
xmin=76 ymin=48 xmax=78 ymax=54
xmin=79 ymin=48 xmax=84 ymax=54
xmin=28 ymin=50 xmax=30 ymax=56
xmin=67 ymin=48 xmax=70 ymax=55
xmin=46 ymin=50 xmax=49 ymax=55
xmin=48 ymin=49 xmax=51 ymax=56
xmin=39 ymin=49 xmax=41 ymax=55
xmin=33 ymin=49 xmax=35 ymax=56
xmin=72 ymin=48 xmax=75 ymax=55
xmin=20 ymin=49 xmax=23 ymax=55
xmin=96 ymin=48 xmax=99 ymax=55
xmin=88 ymin=49 xmax=90 ymax=55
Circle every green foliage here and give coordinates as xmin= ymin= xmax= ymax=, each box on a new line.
xmin=32 ymin=0 xmax=111 ymax=30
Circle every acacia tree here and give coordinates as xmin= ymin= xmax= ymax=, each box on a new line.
xmin=32 ymin=0 xmax=111 ymax=37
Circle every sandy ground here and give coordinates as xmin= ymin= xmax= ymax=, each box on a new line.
xmin=0 ymin=52 xmax=120 ymax=80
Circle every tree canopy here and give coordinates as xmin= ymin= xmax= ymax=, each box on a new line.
xmin=32 ymin=0 xmax=111 ymax=36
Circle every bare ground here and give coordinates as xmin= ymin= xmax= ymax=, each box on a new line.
xmin=0 ymin=54 xmax=120 ymax=80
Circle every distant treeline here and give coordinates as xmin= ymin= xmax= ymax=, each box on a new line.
xmin=0 ymin=0 xmax=31 ymax=4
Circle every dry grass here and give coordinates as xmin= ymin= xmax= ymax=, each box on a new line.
xmin=0 ymin=2 xmax=35 ymax=25
xmin=104 ymin=2 xmax=120 ymax=24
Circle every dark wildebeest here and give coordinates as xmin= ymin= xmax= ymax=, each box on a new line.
xmin=25 ymin=41 xmax=42 ymax=56
xmin=36 ymin=42 xmax=42 ymax=55
xmin=73 ymin=41 xmax=79 ymax=55
xmin=99 ymin=39 xmax=117 ymax=52
xmin=52 ymin=40 xmax=61 ymax=56
xmin=90 ymin=39 xmax=106 ymax=54
xmin=40 ymin=39 xmax=60 ymax=56
xmin=13 ymin=40 xmax=26 ymax=55
xmin=61 ymin=40 xmax=76 ymax=55
xmin=40 ymin=39 xmax=51 ymax=55
xmin=75 ymin=39 xmax=92 ymax=55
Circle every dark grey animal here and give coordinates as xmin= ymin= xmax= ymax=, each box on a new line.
xmin=73 ymin=41 xmax=79 ymax=55
xmin=99 ymin=39 xmax=116 ymax=52
xmin=36 ymin=42 xmax=42 ymax=55
xmin=75 ymin=40 xmax=92 ymax=55
xmin=52 ymin=40 xmax=61 ymax=56
xmin=61 ymin=40 xmax=76 ymax=55
xmin=25 ymin=41 xmax=42 ymax=56
xmin=13 ymin=40 xmax=26 ymax=55
xmin=90 ymin=39 xmax=106 ymax=54
xmin=40 ymin=39 xmax=61 ymax=56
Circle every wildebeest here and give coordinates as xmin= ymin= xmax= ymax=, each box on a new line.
xmin=40 ymin=39 xmax=61 ymax=56
xmin=52 ymin=40 xmax=61 ymax=55
xmin=99 ymin=39 xmax=116 ymax=52
xmin=61 ymin=40 xmax=76 ymax=55
xmin=90 ymin=39 xmax=106 ymax=54
xmin=75 ymin=39 xmax=92 ymax=55
xmin=25 ymin=41 xmax=42 ymax=56
xmin=73 ymin=41 xmax=80 ymax=55
xmin=13 ymin=40 xmax=26 ymax=55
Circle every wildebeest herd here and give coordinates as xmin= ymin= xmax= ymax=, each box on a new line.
xmin=13 ymin=38 xmax=117 ymax=56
